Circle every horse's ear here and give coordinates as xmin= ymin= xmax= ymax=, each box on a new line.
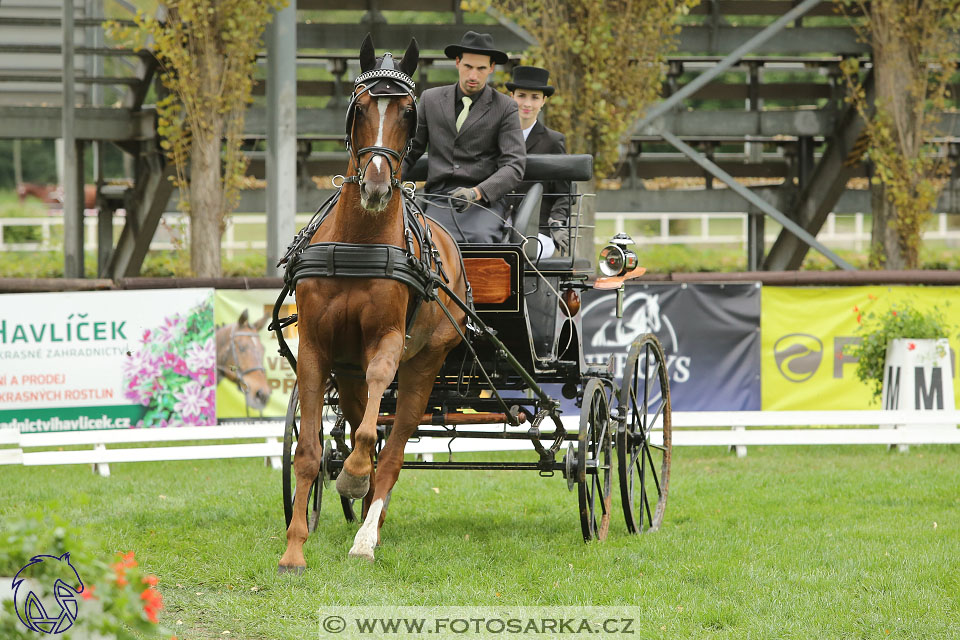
xmin=254 ymin=313 xmax=269 ymax=331
xmin=238 ymin=309 xmax=249 ymax=326
xmin=399 ymin=38 xmax=419 ymax=78
xmin=359 ymin=33 xmax=376 ymax=73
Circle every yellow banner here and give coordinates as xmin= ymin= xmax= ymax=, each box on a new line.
xmin=762 ymin=286 xmax=960 ymax=410
xmin=215 ymin=289 xmax=297 ymax=419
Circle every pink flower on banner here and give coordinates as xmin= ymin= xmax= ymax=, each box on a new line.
xmin=185 ymin=339 xmax=216 ymax=371
xmin=173 ymin=380 xmax=207 ymax=418
xmin=908 ymin=342 xmax=916 ymax=350
xmin=157 ymin=314 xmax=185 ymax=344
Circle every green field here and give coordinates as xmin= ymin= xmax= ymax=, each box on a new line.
xmin=2 ymin=445 xmax=958 ymax=639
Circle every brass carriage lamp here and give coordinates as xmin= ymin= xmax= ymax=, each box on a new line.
xmin=598 ymin=232 xmax=638 ymax=277
xmin=596 ymin=232 xmax=644 ymax=319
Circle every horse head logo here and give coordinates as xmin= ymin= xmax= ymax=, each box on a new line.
xmin=589 ymin=292 xmax=667 ymax=348
xmin=12 ymin=553 xmax=85 ymax=634
xmin=216 ymin=309 xmax=272 ymax=411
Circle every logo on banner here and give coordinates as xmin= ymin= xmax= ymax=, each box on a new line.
xmin=583 ymin=292 xmax=688 ymax=382
xmin=13 ymin=553 xmax=85 ymax=634
xmin=773 ymin=333 xmax=823 ymax=382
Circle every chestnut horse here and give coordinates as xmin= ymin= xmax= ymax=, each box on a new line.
xmin=17 ymin=182 xmax=98 ymax=209
xmin=278 ymin=36 xmax=468 ymax=570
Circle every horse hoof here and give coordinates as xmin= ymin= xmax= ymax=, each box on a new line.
xmin=348 ymin=546 xmax=375 ymax=562
xmin=336 ymin=471 xmax=370 ymax=499
xmin=277 ymin=564 xmax=306 ymax=576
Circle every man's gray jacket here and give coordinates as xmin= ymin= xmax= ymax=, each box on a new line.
xmin=402 ymin=83 xmax=526 ymax=204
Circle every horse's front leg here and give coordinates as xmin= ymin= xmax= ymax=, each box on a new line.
xmin=336 ymin=330 xmax=404 ymax=501
xmin=348 ymin=347 xmax=448 ymax=561
xmin=279 ymin=344 xmax=327 ymax=574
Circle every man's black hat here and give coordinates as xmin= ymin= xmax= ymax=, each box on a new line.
xmin=444 ymin=31 xmax=509 ymax=65
xmin=505 ymin=65 xmax=554 ymax=97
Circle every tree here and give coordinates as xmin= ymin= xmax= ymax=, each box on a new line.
xmin=838 ymin=0 xmax=960 ymax=269
xmin=468 ymin=0 xmax=696 ymax=258
xmin=110 ymin=0 xmax=287 ymax=277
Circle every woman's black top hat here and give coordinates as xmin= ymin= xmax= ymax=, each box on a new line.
xmin=505 ymin=65 xmax=555 ymax=97
xmin=444 ymin=31 xmax=509 ymax=65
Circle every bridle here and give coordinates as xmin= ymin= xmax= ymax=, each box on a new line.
xmin=218 ymin=324 xmax=266 ymax=396
xmin=342 ymin=55 xmax=418 ymax=192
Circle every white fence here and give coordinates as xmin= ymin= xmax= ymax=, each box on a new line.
xmin=2 ymin=411 xmax=958 ymax=474
xmin=3 ymin=211 xmax=960 ymax=255
xmin=599 ymin=211 xmax=960 ymax=250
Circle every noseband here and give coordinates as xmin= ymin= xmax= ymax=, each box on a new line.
xmin=343 ymin=63 xmax=417 ymax=192
xmin=218 ymin=325 xmax=266 ymax=395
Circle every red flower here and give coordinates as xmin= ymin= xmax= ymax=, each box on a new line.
xmin=853 ymin=305 xmax=859 ymax=313
xmin=81 ymin=584 xmax=97 ymax=601
xmin=857 ymin=313 xmax=862 ymax=324
xmin=141 ymin=586 xmax=164 ymax=624
xmin=111 ymin=551 xmax=138 ymax=586
xmin=892 ymin=311 xmax=898 ymax=316
xmin=142 ymin=574 xmax=159 ymax=587
xmin=908 ymin=342 xmax=916 ymax=350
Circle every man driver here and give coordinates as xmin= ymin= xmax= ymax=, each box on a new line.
xmin=402 ymin=31 xmax=525 ymax=244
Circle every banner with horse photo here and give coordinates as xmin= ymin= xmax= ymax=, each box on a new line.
xmin=581 ymin=282 xmax=761 ymax=411
xmin=0 ymin=288 xmax=216 ymax=432
xmin=214 ymin=289 xmax=296 ymax=420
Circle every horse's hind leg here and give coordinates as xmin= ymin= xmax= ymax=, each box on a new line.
xmin=336 ymin=331 xmax=405 ymax=500
xmin=279 ymin=346 xmax=327 ymax=574
xmin=348 ymin=348 xmax=446 ymax=561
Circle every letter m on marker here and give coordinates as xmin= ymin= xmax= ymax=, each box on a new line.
xmin=914 ymin=367 xmax=944 ymax=410
xmin=884 ymin=366 xmax=900 ymax=410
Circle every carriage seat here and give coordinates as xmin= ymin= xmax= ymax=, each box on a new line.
xmin=406 ymin=154 xmax=594 ymax=247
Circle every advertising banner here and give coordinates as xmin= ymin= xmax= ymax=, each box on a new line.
xmin=581 ymin=282 xmax=761 ymax=410
xmin=0 ymin=288 xmax=215 ymax=432
xmin=761 ymin=286 xmax=960 ymax=410
xmin=215 ymin=289 xmax=296 ymax=419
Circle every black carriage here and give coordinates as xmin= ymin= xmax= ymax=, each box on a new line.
xmin=273 ymin=154 xmax=672 ymax=543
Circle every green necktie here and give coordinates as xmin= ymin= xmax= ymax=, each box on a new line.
xmin=456 ymin=96 xmax=472 ymax=132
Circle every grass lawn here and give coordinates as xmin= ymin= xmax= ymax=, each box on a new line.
xmin=1 ymin=445 xmax=958 ymax=638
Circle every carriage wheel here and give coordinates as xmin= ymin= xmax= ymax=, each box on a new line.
xmin=282 ymin=384 xmax=321 ymax=532
xmin=617 ymin=334 xmax=672 ymax=534
xmin=577 ymin=377 xmax=613 ymax=542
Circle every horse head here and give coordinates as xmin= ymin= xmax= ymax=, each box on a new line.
xmin=216 ymin=309 xmax=271 ymax=411
xmin=347 ymin=34 xmax=419 ymax=212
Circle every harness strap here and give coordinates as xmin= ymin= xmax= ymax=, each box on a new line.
xmin=286 ymin=242 xmax=436 ymax=301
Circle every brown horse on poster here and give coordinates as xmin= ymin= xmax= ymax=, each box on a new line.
xmin=278 ymin=36 xmax=467 ymax=570
xmin=216 ymin=309 xmax=272 ymax=412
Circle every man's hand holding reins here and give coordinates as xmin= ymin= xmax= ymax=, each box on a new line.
xmin=449 ymin=186 xmax=481 ymax=212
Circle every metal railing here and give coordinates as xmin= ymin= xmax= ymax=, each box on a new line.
xmin=3 ymin=210 xmax=960 ymax=255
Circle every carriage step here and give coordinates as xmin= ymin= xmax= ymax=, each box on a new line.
xmin=376 ymin=411 xmax=527 ymax=426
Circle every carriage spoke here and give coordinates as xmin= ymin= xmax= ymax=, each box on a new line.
xmin=643 ymin=443 xmax=662 ymax=495
xmin=637 ymin=446 xmax=652 ymax=527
